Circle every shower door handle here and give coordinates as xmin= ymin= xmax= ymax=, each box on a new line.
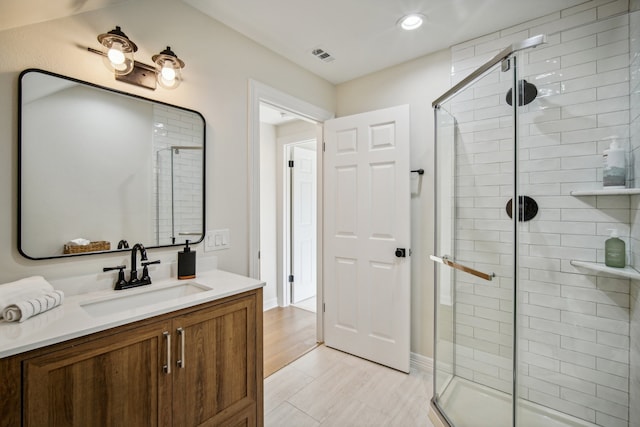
xmin=430 ymin=255 xmax=495 ymax=281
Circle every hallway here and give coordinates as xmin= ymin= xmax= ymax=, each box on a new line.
xmin=264 ymin=305 xmax=317 ymax=378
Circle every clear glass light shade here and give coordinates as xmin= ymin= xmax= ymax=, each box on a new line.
xmin=153 ymin=47 xmax=185 ymax=89
xmin=97 ymin=26 xmax=137 ymax=76
xmin=158 ymin=61 xmax=181 ymax=88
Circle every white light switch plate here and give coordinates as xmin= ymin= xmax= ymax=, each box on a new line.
xmin=204 ymin=229 xmax=231 ymax=252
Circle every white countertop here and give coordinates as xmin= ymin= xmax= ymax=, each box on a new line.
xmin=0 ymin=269 xmax=264 ymax=359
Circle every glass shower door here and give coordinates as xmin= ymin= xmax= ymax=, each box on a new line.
xmin=155 ymin=146 xmax=204 ymax=246
xmin=432 ymin=58 xmax=517 ymax=427
xmin=433 ymin=105 xmax=456 ymax=406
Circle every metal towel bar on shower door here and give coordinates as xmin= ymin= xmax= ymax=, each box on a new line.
xmin=430 ymin=255 xmax=495 ymax=281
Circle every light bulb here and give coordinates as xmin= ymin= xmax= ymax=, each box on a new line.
xmin=107 ymin=42 xmax=125 ymax=65
xmin=161 ymin=64 xmax=176 ymax=82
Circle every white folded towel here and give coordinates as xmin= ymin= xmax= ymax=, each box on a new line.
xmin=2 ymin=290 xmax=64 ymax=323
xmin=67 ymin=238 xmax=90 ymax=246
xmin=0 ymin=276 xmax=54 ymax=315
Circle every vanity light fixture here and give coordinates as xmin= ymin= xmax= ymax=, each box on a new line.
xmin=97 ymin=26 xmax=138 ymax=75
xmin=152 ymin=47 xmax=185 ymax=89
xmin=89 ymin=26 xmax=186 ymax=91
xmin=399 ymin=14 xmax=425 ymax=31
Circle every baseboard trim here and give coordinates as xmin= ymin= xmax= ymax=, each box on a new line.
xmin=410 ymin=352 xmax=433 ymax=373
xmin=263 ymin=297 xmax=278 ymax=311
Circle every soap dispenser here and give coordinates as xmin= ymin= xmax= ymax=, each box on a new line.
xmin=605 ymin=229 xmax=626 ymax=268
xmin=603 ymin=139 xmax=626 ymax=189
xmin=178 ymin=240 xmax=196 ymax=280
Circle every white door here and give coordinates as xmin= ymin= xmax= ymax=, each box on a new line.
xmin=323 ymin=104 xmax=411 ymax=373
xmin=291 ymin=144 xmax=317 ymax=304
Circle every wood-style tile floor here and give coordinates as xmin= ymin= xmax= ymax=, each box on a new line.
xmin=264 ymin=345 xmax=435 ymax=426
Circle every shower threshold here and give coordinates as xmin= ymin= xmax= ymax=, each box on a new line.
xmin=430 ymin=377 xmax=600 ymax=427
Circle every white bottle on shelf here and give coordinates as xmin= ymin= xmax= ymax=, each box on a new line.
xmin=603 ymin=139 xmax=626 ymax=189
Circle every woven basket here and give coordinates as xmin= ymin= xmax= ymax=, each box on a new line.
xmin=63 ymin=241 xmax=111 ymax=254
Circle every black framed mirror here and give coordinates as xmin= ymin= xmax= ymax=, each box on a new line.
xmin=18 ymin=69 xmax=205 ymax=259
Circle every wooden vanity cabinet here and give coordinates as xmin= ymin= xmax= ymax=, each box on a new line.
xmin=171 ymin=293 xmax=260 ymax=427
xmin=23 ymin=319 xmax=173 ymax=427
xmin=1 ymin=288 xmax=263 ymax=427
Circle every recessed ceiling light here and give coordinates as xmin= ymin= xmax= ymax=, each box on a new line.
xmin=399 ymin=14 xmax=425 ymax=31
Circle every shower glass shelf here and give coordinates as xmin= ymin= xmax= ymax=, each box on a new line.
xmin=570 ymin=260 xmax=640 ymax=280
xmin=570 ymin=188 xmax=640 ymax=196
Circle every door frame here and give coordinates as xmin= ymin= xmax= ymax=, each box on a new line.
xmin=248 ymin=79 xmax=333 ymax=341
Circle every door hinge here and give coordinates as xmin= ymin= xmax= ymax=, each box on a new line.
xmin=258 ymin=251 xmax=261 ymax=259
xmin=288 ymin=274 xmax=294 ymax=283
xmin=323 ymin=141 xmax=326 ymax=152
xmin=323 ymin=302 xmax=325 ymax=313
xmin=288 ymin=160 xmax=294 ymax=168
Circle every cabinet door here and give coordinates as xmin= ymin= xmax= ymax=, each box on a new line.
xmin=23 ymin=320 xmax=172 ymax=427
xmin=172 ymin=294 xmax=259 ymax=427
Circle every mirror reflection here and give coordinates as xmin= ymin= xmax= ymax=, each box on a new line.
xmin=19 ymin=69 xmax=205 ymax=259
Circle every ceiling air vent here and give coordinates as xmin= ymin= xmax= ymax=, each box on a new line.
xmin=311 ymin=48 xmax=335 ymax=63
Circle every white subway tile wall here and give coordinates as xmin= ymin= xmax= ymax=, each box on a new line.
xmin=446 ymin=1 xmax=634 ymax=426
xmin=630 ymin=8 xmax=640 ymax=427
xmin=631 ymin=280 xmax=639 ymax=427
xmin=152 ymin=105 xmax=204 ymax=246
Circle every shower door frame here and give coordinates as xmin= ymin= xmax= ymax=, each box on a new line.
xmin=432 ymin=35 xmax=545 ymax=108
xmin=430 ymin=34 xmax=546 ymax=427
xmin=155 ymin=145 xmax=204 ymax=246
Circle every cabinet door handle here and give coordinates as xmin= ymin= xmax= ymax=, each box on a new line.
xmin=177 ymin=327 xmax=185 ymax=368
xmin=163 ymin=331 xmax=171 ymax=374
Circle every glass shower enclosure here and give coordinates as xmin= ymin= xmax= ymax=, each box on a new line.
xmin=155 ymin=146 xmax=204 ymax=246
xmin=430 ymin=12 xmax=637 ymax=427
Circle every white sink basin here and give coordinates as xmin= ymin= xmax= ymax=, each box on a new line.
xmin=81 ymin=282 xmax=210 ymax=317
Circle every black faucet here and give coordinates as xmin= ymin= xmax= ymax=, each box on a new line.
xmin=103 ymin=265 xmax=128 ymax=290
xmin=103 ymin=243 xmax=161 ymax=290
xmin=128 ymin=243 xmax=148 ymax=287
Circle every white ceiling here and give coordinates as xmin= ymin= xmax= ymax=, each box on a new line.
xmin=182 ymin=0 xmax=589 ymax=84
xmin=2 ymin=0 xmax=589 ymax=84
xmin=0 ymin=0 xmax=128 ymax=32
